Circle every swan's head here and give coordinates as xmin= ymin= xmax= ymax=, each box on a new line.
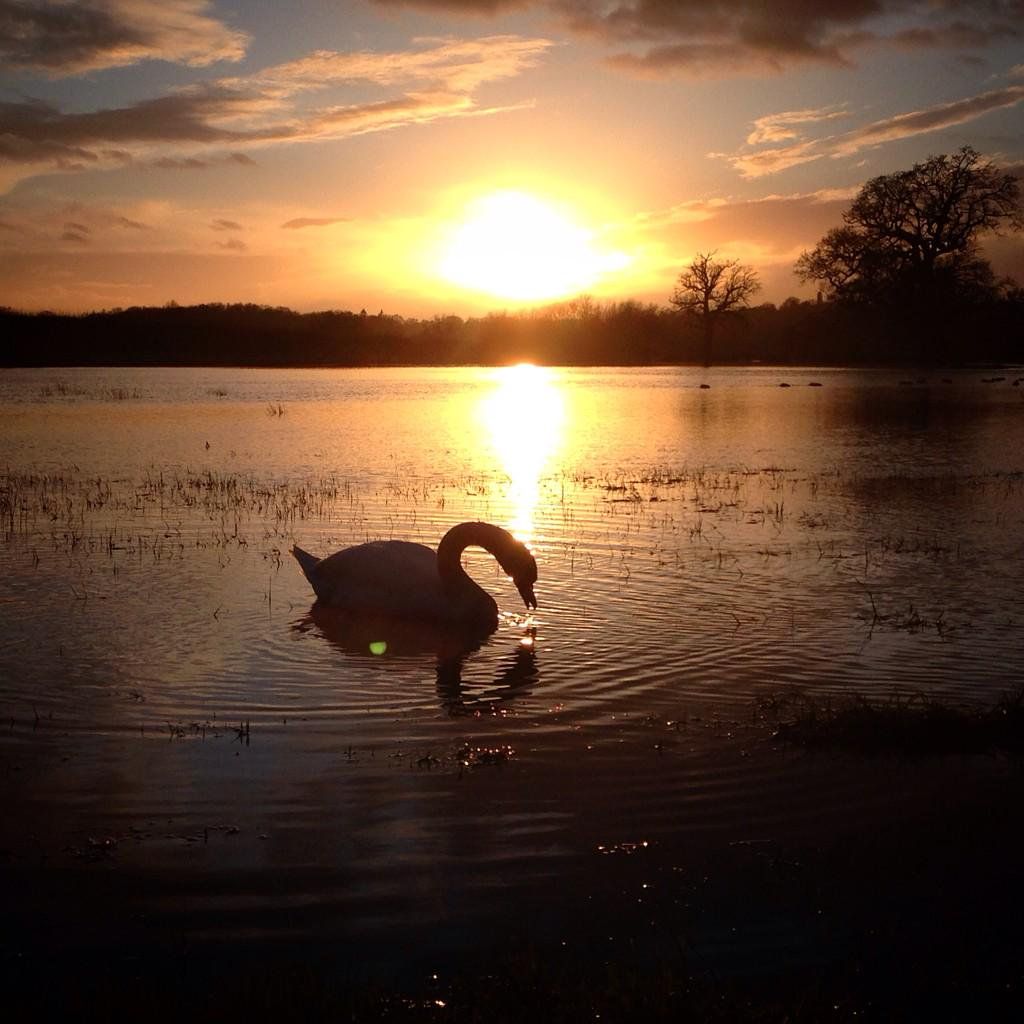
xmin=500 ymin=541 xmax=537 ymax=610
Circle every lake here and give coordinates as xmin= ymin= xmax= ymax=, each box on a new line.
xmin=3 ymin=365 xmax=1024 ymax=1010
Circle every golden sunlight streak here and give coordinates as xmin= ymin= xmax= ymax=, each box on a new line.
xmin=480 ymin=363 xmax=565 ymax=543
xmin=438 ymin=191 xmax=630 ymax=302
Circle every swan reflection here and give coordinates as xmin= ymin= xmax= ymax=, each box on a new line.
xmin=481 ymin=364 xmax=565 ymax=544
xmin=294 ymin=604 xmax=539 ymax=715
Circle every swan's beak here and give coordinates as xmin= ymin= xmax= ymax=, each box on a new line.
xmin=516 ymin=579 xmax=537 ymax=610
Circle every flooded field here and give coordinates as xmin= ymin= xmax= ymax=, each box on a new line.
xmin=2 ymin=365 xmax=1024 ymax=1014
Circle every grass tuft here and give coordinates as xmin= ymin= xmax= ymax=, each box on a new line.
xmin=765 ymin=688 xmax=1024 ymax=755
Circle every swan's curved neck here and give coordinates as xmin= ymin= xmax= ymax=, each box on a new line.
xmin=436 ymin=522 xmax=517 ymax=589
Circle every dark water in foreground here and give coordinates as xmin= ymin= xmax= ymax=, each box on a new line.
xmin=2 ymin=365 xmax=1024 ymax=1010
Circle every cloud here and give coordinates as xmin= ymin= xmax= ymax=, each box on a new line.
xmin=0 ymin=0 xmax=248 ymax=75
xmin=116 ymin=216 xmax=150 ymax=230
xmin=61 ymin=229 xmax=89 ymax=243
xmin=246 ymin=34 xmax=554 ymax=95
xmin=216 ymin=237 xmax=246 ymax=251
xmin=280 ymin=217 xmax=350 ymax=229
xmin=64 ymin=221 xmax=91 ymax=234
xmin=153 ymin=156 xmax=210 ymax=170
xmin=746 ymin=107 xmax=848 ymax=146
xmin=152 ymin=151 xmax=257 ymax=170
xmin=631 ymin=197 xmax=728 ymax=229
xmin=724 ymin=83 xmax=1024 ymax=177
xmin=829 ymin=84 xmax=1024 ymax=156
xmin=371 ymin=1 xmax=1022 ymax=77
xmin=726 ymin=140 xmax=825 ymax=178
xmin=0 ymin=35 xmax=553 ymax=188
xmin=211 ymin=219 xmax=242 ymax=231
xmin=0 ymin=86 xmax=274 ymax=168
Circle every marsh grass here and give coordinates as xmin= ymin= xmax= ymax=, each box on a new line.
xmin=1 ymin=461 xmax=1019 ymax=650
xmin=0 ymin=467 xmax=351 ymax=554
xmin=37 ymin=381 xmax=140 ymax=400
xmin=763 ymin=688 xmax=1024 ymax=755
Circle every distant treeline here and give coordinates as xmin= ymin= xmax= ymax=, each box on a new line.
xmin=2 ymin=293 xmax=1022 ymax=367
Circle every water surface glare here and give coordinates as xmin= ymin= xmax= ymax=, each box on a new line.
xmin=2 ymin=365 xmax=1023 ymax=974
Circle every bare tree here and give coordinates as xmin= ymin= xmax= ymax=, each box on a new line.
xmin=670 ymin=251 xmax=761 ymax=366
xmin=796 ymin=146 xmax=1022 ymax=306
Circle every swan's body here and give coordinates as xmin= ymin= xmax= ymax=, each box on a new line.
xmin=292 ymin=522 xmax=537 ymax=633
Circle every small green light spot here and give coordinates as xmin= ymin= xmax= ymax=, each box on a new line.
xmin=369 ymin=640 xmax=387 ymax=656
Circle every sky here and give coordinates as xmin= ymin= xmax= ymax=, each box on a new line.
xmin=0 ymin=0 xmax=1022 ymax=315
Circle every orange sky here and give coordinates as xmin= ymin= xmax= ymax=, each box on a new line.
xmin=1 ymin=1 xmax=1022 ymax=314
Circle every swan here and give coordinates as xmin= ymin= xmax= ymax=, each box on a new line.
xmin=292 ymin=521 xmax=537 ymax=633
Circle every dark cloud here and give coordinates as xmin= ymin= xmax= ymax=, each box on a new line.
xmin=64 ymin=221 xmax=90 ymax=234
xmin=216 ymin=237 xmax=246 ymax=251
xmin=280 ymin=217 xmax=349 ymax=229
xmin=371 ymin=1 xmax=1022 ymax=76
xmin=0 ymin=0 xmax=248 ymax=75
xmin=225 ymin=151 xmax=257 ymax=166
xmin=0 ymin=86 xmax=266 ymax=167
xmin=60 ymin=229 xmax=89 ymax=243
xmin=116 ymin=215 xmax=149 ymax=230
xmin=211 ymin=219 xmax=243 ymax=231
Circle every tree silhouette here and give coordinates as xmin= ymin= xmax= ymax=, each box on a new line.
xmin=796 ymin=147 xmax=1021 ymax=307
xmin=670 ymin=251 xmax=760 ymax=366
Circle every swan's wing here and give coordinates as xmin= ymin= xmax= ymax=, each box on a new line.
xmin=304 ymin=540 xmax=448 ymax=617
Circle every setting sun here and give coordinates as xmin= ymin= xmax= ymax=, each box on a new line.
xmin=437 ymin=191 xmax=629 ymax=303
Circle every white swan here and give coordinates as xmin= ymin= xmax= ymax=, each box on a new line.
xmin=292 ymin=521 xmax=537 ymax=633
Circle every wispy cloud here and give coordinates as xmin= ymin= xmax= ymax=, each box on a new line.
xmin=211 ymin=218 xmax=242 ymax=231
xmin=726 ymin=140 xmax=825 ymax=178
xmin=830 ymin=85 xmax=1024 ymax=156
xmin=153 ymin=156 xmax=211 ymax=170
xmin=631 ymin=198 xmax=728 ymax=228
xmin=372 ymin=1 xmax=1021 ymax=78
xmin=281 ymin=217 xmax=350 ymax=229
xmin=0 ymin=34 xmax=553 ymax=189
xmin=243 ymin=35 xmax=554 ymax=95
xmin=746 ymin=107 xmax=847 ymax=146
xmin=0 ymin=0 xmax=248 ymax=75
xmin=723 ymin=83 xmax=1024 ymax=178
xmin=216 ymin=237 xmax=246 ymax=251
xmin=61 ymin=224 xmax=90 ymax=243
xmin=151 ymin=151 xmax=258 ymax=170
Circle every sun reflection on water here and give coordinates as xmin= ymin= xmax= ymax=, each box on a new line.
xmin=480 ymin=364 xmax=565 ymax=544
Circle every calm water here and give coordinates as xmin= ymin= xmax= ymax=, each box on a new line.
xmin=2 ymin=365 xmax=1024 ymax=978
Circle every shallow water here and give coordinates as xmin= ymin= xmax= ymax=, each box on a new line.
xmin=2 ymin=365 xmax=1024 ymax=979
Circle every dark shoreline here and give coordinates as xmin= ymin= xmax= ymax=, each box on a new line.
xmin=3 ymin=298 xmax=1022 ymax=368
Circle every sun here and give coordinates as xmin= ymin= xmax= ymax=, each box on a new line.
xmin=436 ymin=190 xmax=629 ymax=303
